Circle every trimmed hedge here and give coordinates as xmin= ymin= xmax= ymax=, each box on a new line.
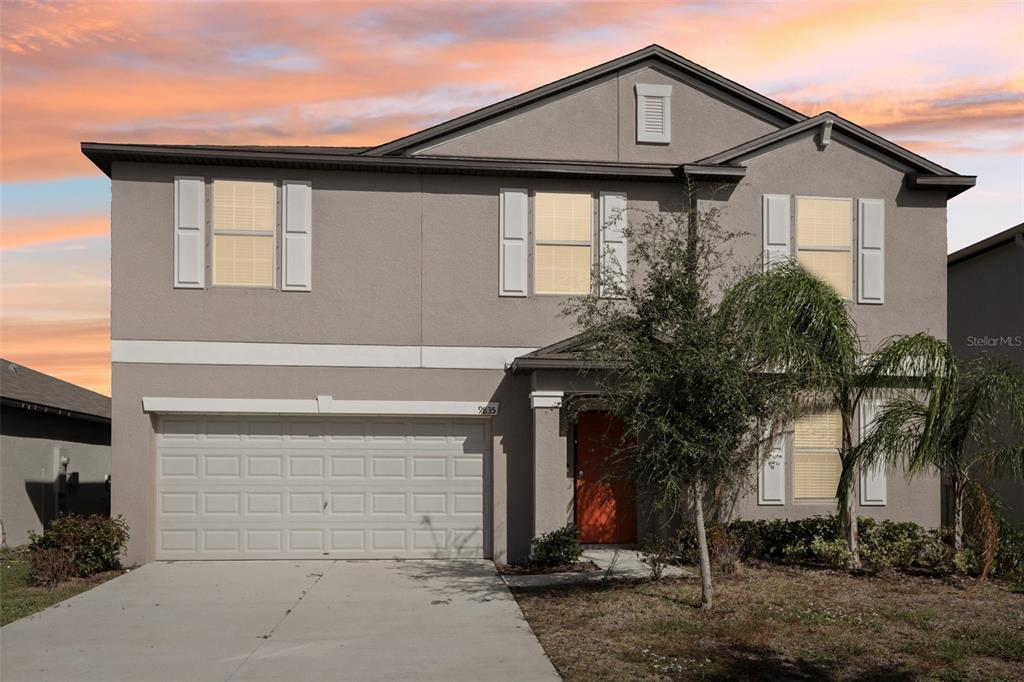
xmin=675 ymin=515 xmax=1022 ymax=581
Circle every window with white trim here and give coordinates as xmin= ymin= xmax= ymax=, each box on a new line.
xmin=793 ymin=409 xmax=843 ymax=500
xmin=212 ymin=180 xmax=277 ymax=287
xmin=796 ymin=196 xmax=852 ymax=299
xmin=533 ymin=192 xmax=593 ymax=295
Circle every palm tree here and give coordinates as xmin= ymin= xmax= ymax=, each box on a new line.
xmin=854 ymin=356 xmax=1024 ymax=551
xmin=723 ymin=261 xmax=953 ymax=567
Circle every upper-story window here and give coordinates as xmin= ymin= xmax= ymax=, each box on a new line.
xmin=499 ymin=188 xmax=627 ymax=298
xmin=534 ymin=192 xmax=593 ymax=295
xmin=173 ymin=176 xmax=312 ymax=291
xmin=795 ymin=196 xmax=852 ymax=300
xmin=212 ymin=180 xmax=276 ymax=287
xmin=763 ymin=194 xmax=884 ymax=305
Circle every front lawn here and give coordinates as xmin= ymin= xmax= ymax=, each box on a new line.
xmin=512 ymin=564 xmax=1024 ymax=681
xmin=0 ymin=547 xmax=121 ymax=626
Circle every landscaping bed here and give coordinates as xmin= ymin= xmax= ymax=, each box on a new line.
xmin=513 ymin=563 xmax=1024 ymax=681
xmin=1 ymin=546 xmax=122 ymax=626
xmin=496 ymin=560 xmax=601 ymax=576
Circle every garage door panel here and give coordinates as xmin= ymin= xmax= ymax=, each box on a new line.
xmin=156 ymin=416 xmax=487 ymax=560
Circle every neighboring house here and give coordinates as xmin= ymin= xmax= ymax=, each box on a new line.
xmin=82 ymin=45 xmax=974 ymax=565
xmin=0 ymin=359 xmax=111 ymax=547
xmin=947 ymin=223 xmax=1024 ymax=524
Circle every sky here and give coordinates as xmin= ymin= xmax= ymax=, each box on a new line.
xmin=1 ymin=0 xmax=1022 ymax=396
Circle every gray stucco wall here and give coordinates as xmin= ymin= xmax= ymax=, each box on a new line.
xmin=413 ymin=62 xmax=783 ymax=164
xmin=705 ymin=130 xmax=948 ymax=349
xmin=948 ymin=240 xmax=1024 ymax=523
xmin=112 ymin=163 xmax=678 ymax=349
xmin=1 ymin=423 xmax=111 ymax=546
xmin=109 ymin=119 xmax=951 ymax=562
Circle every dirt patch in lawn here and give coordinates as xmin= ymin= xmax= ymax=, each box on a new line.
xmin=512 ymin=563 xmax=1024 ymax=681
xmin=1 ymin=547 xmax=123 ymax=626
xmin=497 ymin=561 xmax=602 ymax=575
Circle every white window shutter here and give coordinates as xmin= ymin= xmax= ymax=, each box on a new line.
xmin=758 ymin=431 xmax=786 ymax=505
xmin=174 ymin=176 xmax=205 ymax=289
xmin=599 ymin=191 xmax=627 ymax=296
xmin=859 ymin=399 xmax=887 ymax=505
xmin=858 ymin=198 xmax=885 ymax=304
xmin=635 ymin=84 xmax=672 ymax=143
xmin=499 ymin=188 xmax=528 ymax=297
xmin=762 ymin=194 xmax=792 ymax=269
xmin=282 ymin=181 xmax=312 ymax=291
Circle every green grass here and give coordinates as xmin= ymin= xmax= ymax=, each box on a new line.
xmin=513 ymin=563 xmax=1024 ymax=681
xmin=1 ymin=547 xmax=120 ymax=626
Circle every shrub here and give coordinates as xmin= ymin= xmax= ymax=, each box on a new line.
xmin=29 ymin=514 xmax=129 ymax=577
xmin=707 ymin=524 xmax=740 ymax=574
xmin=860 ymin=519 xmax=928 ymax=572
xmin=730 ymin=516 xmax=838 ymax=561
xmin=674 ymin=522 xmax=741 ymax=574
xmin=530 ymin=524 xmax=582 ymax=567
xmin=808 ymin=536 xmax=853 ymax=568
xmin=27 ymin=548 xmax=75 ymax=587
xmin=992 ymin=521 xmax=1024 ymax=582
xmin=637 ymin=534 xmax=675 ymax=581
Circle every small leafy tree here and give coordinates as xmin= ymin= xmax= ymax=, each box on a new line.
xmin=725 ymin=261 xmax=953 ymax=568
xmin=564 ymin=189 xmax=802 ymax=608
xmin=855 ymin=356 xmax=1024 ymax=553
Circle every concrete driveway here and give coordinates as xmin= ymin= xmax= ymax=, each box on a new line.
xmin=0 ymin=560 xmax=559 ymax=681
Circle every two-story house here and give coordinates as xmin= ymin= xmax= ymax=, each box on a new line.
xmin=83 ymin=45 xmax=974 ymax=565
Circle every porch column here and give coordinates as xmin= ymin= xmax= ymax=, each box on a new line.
xmin=530 ymin=391 xmax=573 ymax=540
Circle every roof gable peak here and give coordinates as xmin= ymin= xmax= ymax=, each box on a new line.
xmin=364 ymin=44 xmax=806 ymax=157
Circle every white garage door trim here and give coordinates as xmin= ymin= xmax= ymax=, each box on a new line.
xmin=155 ymin=415 xmax=489 ymax=560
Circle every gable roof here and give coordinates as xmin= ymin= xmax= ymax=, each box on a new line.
xmin=948 ymin=222 xmax=1024 ymax=266
xmin=1 ymin=359 xmax=110 ymax=421
xmin=508 ymin=332 xmax=618 ymax=374
xmin=364 ymin=44 xmax=807 ymax=157
xmin=698 ymin=111 xmax=976 ymax=196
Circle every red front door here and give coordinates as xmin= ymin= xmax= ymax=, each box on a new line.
xmin=575 ymin=412 xmax=637 ymax=544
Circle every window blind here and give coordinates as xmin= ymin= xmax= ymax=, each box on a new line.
xmin=534 ymin=192 xmax=593 ymax=295
xmin=212 ymin=180 xmax=275 ymax=287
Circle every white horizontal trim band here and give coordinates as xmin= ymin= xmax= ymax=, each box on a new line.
xmin=113 ymin=340 xmax=537 ymax=369
xmin=143 ymin=396 xmax=500 ymax=417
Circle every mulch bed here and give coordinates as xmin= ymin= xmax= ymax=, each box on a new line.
xmin=496 ymin=560 xmax=602 ymax=575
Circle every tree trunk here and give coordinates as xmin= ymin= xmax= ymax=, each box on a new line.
xmin=952 ymin=474 xmax=966 ymax=553
xmin=692 ymin=480 xmax=714 ymax=610
xmin=843 ymin=490 xmax=860 ymax=569
xmin=840 ymin=409 xmax=861 ymax=569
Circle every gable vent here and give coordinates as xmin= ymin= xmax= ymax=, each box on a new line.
xmin=636 ymin=83 xmax=672 ymax=144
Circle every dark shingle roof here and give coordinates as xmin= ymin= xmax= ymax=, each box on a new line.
xmin=1 ymin=359 xmax=110 ymax=421
xmin=948 ymin=223 xmax=1024 ymax=266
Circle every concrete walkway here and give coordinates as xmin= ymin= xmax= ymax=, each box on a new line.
xmin=502 ymin=548 xmax=693 ymax=588
xmin=0 ymin=560 xmax=559 ymax=681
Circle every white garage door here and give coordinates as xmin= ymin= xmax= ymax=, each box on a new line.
xmin=155 ymin=415 xmax=487 ymax=560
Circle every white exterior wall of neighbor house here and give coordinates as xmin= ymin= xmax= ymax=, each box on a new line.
xmin=104 ymin=50 xmax=958 ymax=565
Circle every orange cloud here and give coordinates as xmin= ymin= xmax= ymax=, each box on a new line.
xmin=1 ymin=318 xmax=110 ymax=395
xmin=1 ymin=0 xmax=1021 ymax=395
xmin=1 ymin=214 xmax=109 ymax=250
xmin=3 ymin=0 xmax=1017 ymax=180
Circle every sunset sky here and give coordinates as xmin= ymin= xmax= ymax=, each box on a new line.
xmin=1 ymin=0 xmax=1022 ymax=396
